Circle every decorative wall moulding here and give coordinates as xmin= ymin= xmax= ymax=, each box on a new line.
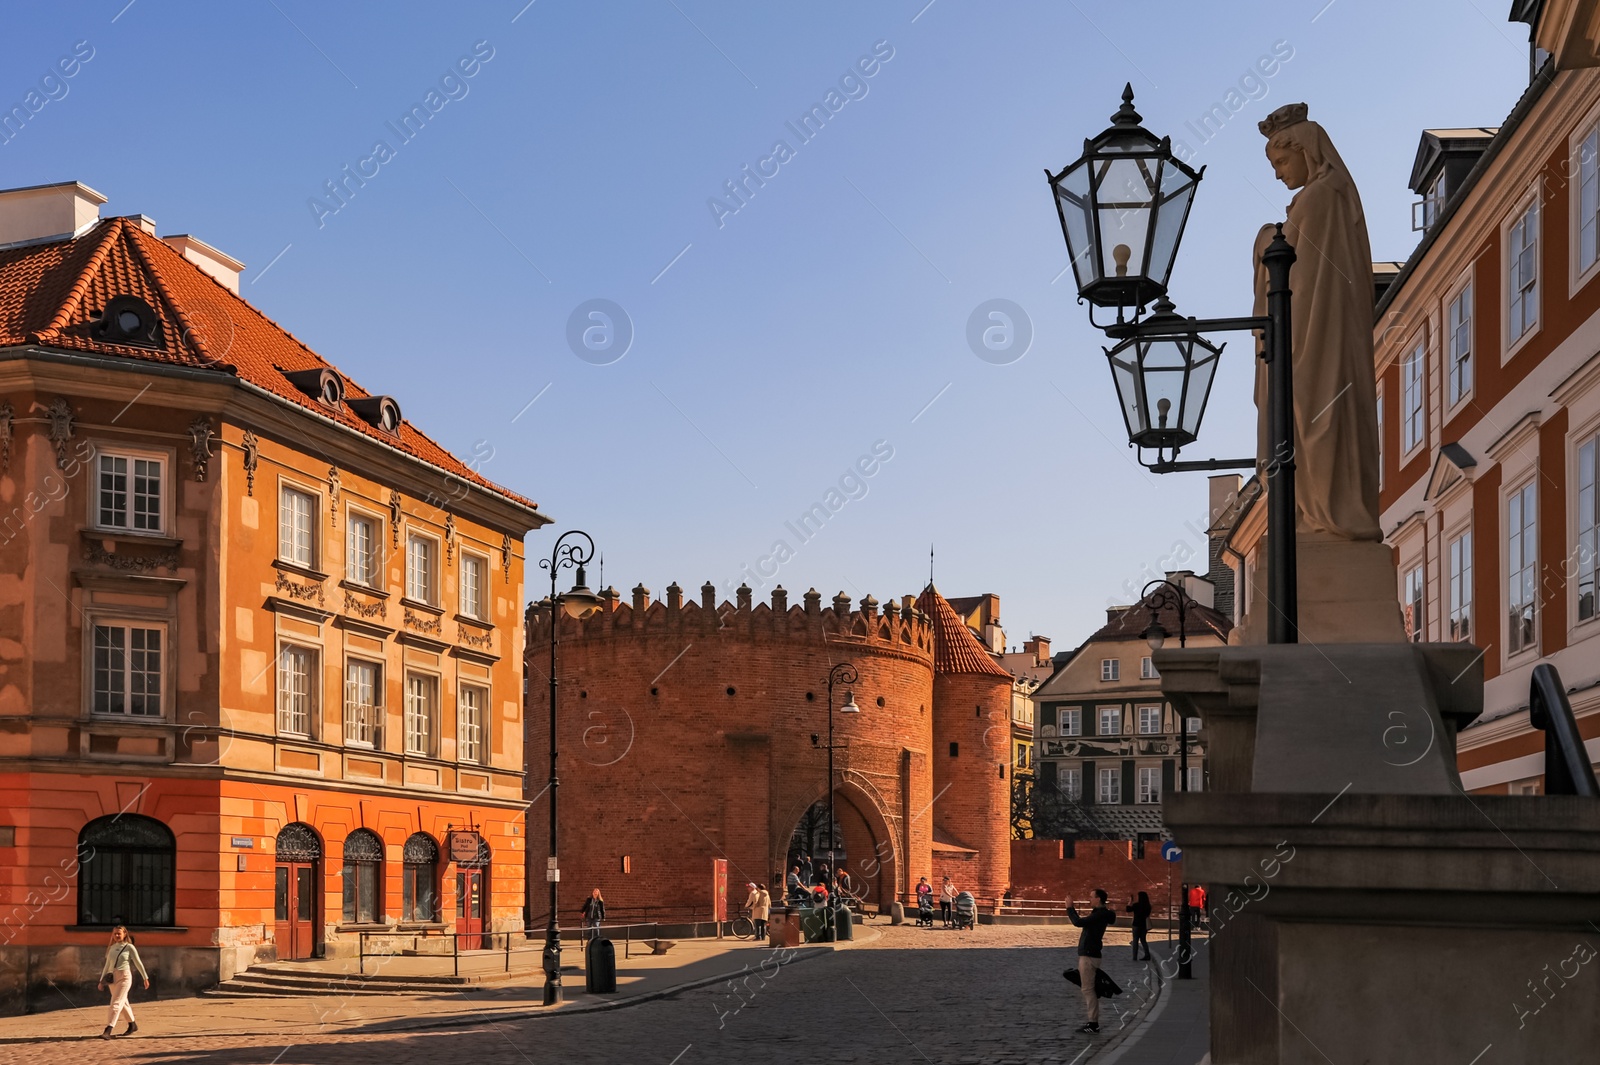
xmin=188 ymin=417 xmax=215 ymax=482
xmin=241 ymin=430 xmax=259 ymax=496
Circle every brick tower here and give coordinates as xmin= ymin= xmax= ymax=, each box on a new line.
xmin=918 ymin=585 xmax=1014 ymax=902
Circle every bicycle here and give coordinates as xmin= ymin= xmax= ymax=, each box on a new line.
xmin=729 ymin=908 xmax=756 ymax=939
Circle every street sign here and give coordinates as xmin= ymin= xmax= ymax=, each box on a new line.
xmin=547 ymin=856 xmax=559 ymax=869
xmin=546 ymin=869 xmax=560 ymax=881
xmin=1161 ymin=840 xmax=1183 ymax=862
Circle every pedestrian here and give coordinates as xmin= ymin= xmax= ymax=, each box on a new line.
xmin=1188 ymin=884 xmax=1208 ymax=931
xmin=940 ymin=876 xmax=956 ymax=928
xmin=787 ymin=865 xmax=806 ymax=904
xmin=752 ymin=883 xmax=771 ymax=941
xmin=1126 ymin=891 xmax=1152 ymax=961
xmin=1066 ymin=889 xmax=1116 ymax=1034
xmin=581 ymin=888 xmax=605 ymax=943
xmin=97 ymin=924 xmax=148 ymax=1039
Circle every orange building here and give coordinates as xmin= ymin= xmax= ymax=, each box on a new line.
xmin=0 ymin=182 xmax=546 ymax=1012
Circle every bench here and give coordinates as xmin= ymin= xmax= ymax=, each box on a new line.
xmin=641 ymin=939 xmax=676 ymax=955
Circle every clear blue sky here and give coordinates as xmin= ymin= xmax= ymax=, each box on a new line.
xmin=3 ymin=1 xmax=1529 ymax=647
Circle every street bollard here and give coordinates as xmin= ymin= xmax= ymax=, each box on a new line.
xmin=585 ymin=937 xmax=617 ymax=993
xmin=833 ymin=904 xmax=853 ymax=942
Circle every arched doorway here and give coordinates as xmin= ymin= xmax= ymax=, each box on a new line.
xmin=451 ymin=831 xmax=491 ymax=949
xmin=274 ymin=823 xmax=322 ymax=960
xmin=785 ymin=788 xmax=893 ymax=910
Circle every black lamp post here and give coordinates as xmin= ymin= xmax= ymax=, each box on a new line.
xmin=538 ymin=530 xmax=602 ymax=1006
xmin=1139 ymin=577 xmax=1195 ymax=979
xmin=821 ymin=662 xmax=859 ymax=929
xmin=1048 ymin=85 xmax=1299 ymax=644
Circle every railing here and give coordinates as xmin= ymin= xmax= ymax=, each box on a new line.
xmin=358 ymin=929 xmax=526 ymax=977
xmin=1529 ymin=664 xmax=1599 ymax=797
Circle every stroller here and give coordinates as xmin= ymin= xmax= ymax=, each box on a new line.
xmin=952 ymin=890 xmax=977 ymax=930
xmin=915 ymin=894 xmax=935 ymax=927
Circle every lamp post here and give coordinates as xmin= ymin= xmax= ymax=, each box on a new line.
xmin=1140 ymin=577 xmax=1194 ymax=979
xmin=1047 ymin=85 xmax=1299 ymax=644
xmin=823 ymin=661 xmax=860 ymax=931
xmin=538 ymin=530 xmax=602 ymax=1006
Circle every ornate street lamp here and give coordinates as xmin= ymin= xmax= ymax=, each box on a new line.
xmin=1106 ymin=297 xmax=1224 ymax=464
xmin=539 ymin=529 xmax=602 ymax=1006
xmin=823 ymin=661 xmax=859 ymax=937
xmin=1046 ymin=84 xmax=1204 ymax=316
xmin=1140 ymin=577 xmax=1195 ymax=979
xmin=1047 ymin=86 xmax=1300 ymax=644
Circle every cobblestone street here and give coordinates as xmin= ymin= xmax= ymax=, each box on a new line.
xmin=2 ymin=925 xmax=1163 ymax=1065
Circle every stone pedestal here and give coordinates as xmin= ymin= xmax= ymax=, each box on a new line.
xmin=1156 ymin=642 xmax=1600 ymax=1063
xmin=1233 ymin=534 xmax=1406 ymax=645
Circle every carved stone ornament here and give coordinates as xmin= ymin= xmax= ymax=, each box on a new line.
xmin=46 ymin=398 xmax=74 ymax=471
xmin=83 ymin=541 xmax=179 ymax=573
xmin=444 ymin=514 xmax=456 ymax=564
xmin=241 ymin=430 xmax=260 ymax=496
xmin=343 ymin=589 xmax=386 ymax=619
xmin=188 ymin=417 xmax=215 ymax=482
xmin=275 ymin=570 xmax=325 ymax=606
xmin=403 ymin=607 xmax=443 ymax=635
xmin=0 ymin=401 xmax=13 ymax=472
xmin=389 ymin=491 xmax=403 ymax=547
xmin=501 ymin=533 xmax=512 ymax=584
xmin=457 ymin=626 xmax=494 ymax=650
xmin=328 ymin=467 xmax=340 ymax=525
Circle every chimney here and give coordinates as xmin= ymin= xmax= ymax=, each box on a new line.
xmin=1024 ymin=636 xmax=1051 ymax=665
xmin=0 ymin=181 xmax=106 ymax=249
xmin=163 ymin=234 xmax=246 ymax=294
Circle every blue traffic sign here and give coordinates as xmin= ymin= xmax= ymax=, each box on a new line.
xmin=1161 ymin=840 xmax=1183 ymax=862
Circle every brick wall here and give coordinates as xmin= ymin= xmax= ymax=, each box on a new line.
xmin=931 ymin=672 xmax=1014 ymax=901
xmin=1008 ymin=838 xmax=1184 ymax=910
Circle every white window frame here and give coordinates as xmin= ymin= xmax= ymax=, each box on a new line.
xmin=89 ymin=619 xmax=167 ymax=718
xmin=1401 ymin=338 xmax=1426 ymax=456
xmin=404 ymin=672 xmax=438 ymax=757
xmin=346 ymin=509 xmax=382 ymax=588
xmin=344 ymin=657 xmax=381 ymax=748
xmin=278 ymin=483 xmax=318 ymax=569
xmin=1505 ymin=192 xmax=1541 ymax=355
xmin=1507 ymin=480 xmax=1538 ymax=656
xmin=1140 ymin=656 xmax=1157 ymax=680
xmin=1137 ymin=766 xmax=1161 ymax=804
xmin=92 ymin=448 xmax=168 ymax=536
xmin=1376 ymin=387 xmax=1385 ymax=490
xmin=1060 ymin=708 xmax=1082 ymax=736
xmin=1186 ymin=766 xmax=1204 ymax=792
xmin=458 ymin=684 xmax=486 ymax=764
xmin=1571 ymin=115 xmax=1600 ymax=290
xmin=1061 ymin=767 xmax=1082 ymax=800
xmin=406 ymin=532 xmax=439 ymax=605
xmin=1446 ymin=277 xmax=1473 ymax=410
xmin=1137 ymin=705 xmax=1161 ymax=734
xmin=1098 ymin=706 xmax=1122 ymax=737
xmin=1100 ymin=658 xmax=1120 ymax=682
xmin=276 ymin=643 xmax=317 ymax=738
xmin=1098 ymin=767 xmax=1121 ymax=805
xmin=1577 ymin=433 xmax=1600 ymax=627
xmin=1448 ymin=527 xmax=1474 ymax=641
xmin=459 ymin=551 xmax=488 ymax=620
xmin=1403 ymin=562 xmax=1425 ymax=642
xmin=1186 ymin=716 xmax=1201 ymax=733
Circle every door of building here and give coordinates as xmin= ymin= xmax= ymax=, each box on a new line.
xmin=456 ymin=869 xmax=485 ymax=948
xmin=274 ymin=823 xmax=322 ymax=960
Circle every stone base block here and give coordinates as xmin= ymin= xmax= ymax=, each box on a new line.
xmin=1235 ymin=534 xmax=1406 ymax=645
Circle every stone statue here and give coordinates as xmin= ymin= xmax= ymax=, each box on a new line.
xmin=1252 ymin=103 xmax=1382 ymax=542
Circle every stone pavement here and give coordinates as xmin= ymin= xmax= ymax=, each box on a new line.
xmin=0 ymin=922 xmax=1172 ymax=1064
xmin=1093 ymin=940 xmax=1209 ymax=1065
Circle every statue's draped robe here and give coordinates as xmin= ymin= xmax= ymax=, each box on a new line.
xmin=1253 ymin=127 xmax=1383 ymax=542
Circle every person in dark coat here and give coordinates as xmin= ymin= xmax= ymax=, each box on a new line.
xmin=580 ymin=888 xmax=606 ymax=943
xmin=1126 ymin=891 xmax=1152 ymax=961
xmin=1066 ymin=888 xmax=1117 ymax=1034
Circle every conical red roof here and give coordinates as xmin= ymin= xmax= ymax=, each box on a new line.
xmin=916 ymin=585 xmax=1012 ymax=678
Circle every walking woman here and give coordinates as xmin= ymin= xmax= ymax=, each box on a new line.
xmin=97 ymin=925 xmax=148 ymax=1039
xmin=1126 ymin=891 xmax=1153 ymax=961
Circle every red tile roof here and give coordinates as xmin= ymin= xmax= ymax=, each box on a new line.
xmin=0 ymin=217 xmax=541 ymax=517
xmin=1090 ymin=587 xmax=1232 ymax=644
xmin=916 ymin=585 xmax=1013 ymax=679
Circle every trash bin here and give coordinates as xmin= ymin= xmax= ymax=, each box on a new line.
xmin=585 ymin=937 xmax=617 ymax=993
xmin=799 ymin=906 xmax=833 ymax=942
xmin=889 ymin=900 xmax=905 ymax=925
xmin=833 ymin=904 xmax=853 ymax=942
xmin=769 ymin=908 xmax=800 ymax=948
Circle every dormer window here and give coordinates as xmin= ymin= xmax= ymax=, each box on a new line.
xmin=283 ymin=368 xmax=345 ymax=408
xmin=1415 ymin=171 xmax=1446 ymax=232
xmin=348 ymin=396 xmax=402 ymax=435
xmin=94 ymin=295 xmax=162 ymax=349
